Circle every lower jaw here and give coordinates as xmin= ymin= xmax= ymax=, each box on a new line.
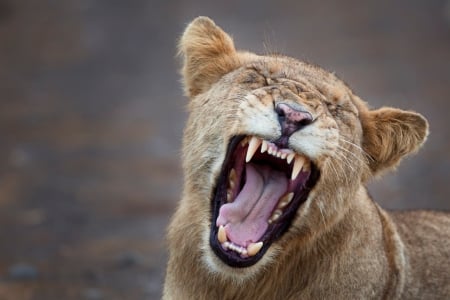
xmin=209 ymin=179 xmax=317 ymax=268
xmin=209 ymin=229 xmax=267 ymax=268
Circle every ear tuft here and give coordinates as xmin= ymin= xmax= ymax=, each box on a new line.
xmin=178 ymin=17 xmax=239 ymax=98
xmin=361 ymin=107 xmax=429 ymax=175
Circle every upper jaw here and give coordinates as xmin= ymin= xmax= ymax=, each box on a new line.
xmin=209 ymin=135 xmax=319 ymax=268
xmin=241 ymin=136 xmax=311 ymax=181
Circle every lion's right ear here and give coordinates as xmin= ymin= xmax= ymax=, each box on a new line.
xmin=178 ymin=17 xmax=239 ymax=98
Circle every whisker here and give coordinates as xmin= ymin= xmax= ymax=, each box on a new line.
xmin=339 ymin=137 xmax=374 ymax=162
xmin=332 ymin=152 xmax=356 ymax=183
xmin=338 ymin=138 xmax=363 ymax=152
xmin=334 ymin=147 xmax=358 ymax=169
xmin=325 ymin=153 xmax=352 ymax=186
xmin=317 ymin=200 xmax=327 ymax=226
xmin=336 ymin=144 xmax=367 ymax=166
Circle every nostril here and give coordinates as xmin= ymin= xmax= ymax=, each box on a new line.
xmin=298 ymin=116 xmax=313 ymax=127
xmin=275 ymin=106 xmax=286 ymax=118
xmin=275 ymin=105 xmax=283 ymax=115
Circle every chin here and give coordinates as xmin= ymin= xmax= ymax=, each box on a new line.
xmin=202 ymin=226 xmax=282 ymax=281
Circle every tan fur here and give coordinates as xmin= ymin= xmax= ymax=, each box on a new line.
xmin=164 ymin=17 xmax=450 ymax=299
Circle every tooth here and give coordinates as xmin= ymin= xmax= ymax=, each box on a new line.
xmin=261 ymin=140 xmax=268 ymax=153
xmin=227 ymin=191 xmax=232 ymax=202
xmin=268 ymin=147 xmax=273 ymax=155
xmin=269 ymin=209 xmax=283 ymax=223
xmin=291 ymin=155 xmax=305 ymax=180
xmin=247 ymin=242 xmax=263 ymax=257
xmin=229 ymin=169 xmax=236 ymax=191
xmin=278 ymin=192 xmax=294 ymax=208
xmin=218 ymin=225 xmax=227 ymax=244
xmin=229 ymin=168 xmax=236 ymax=182
xmin=229 ymin=179 xmax=235 ymax=189
xmin=246 ymin=137 xmax=262 ymax=162
xmin=286 ymin=153 xmax=295 ymax=164
xmin=276 ymin=152 xmax=282 ymax=158
xmin=303 ymin=160 xmax=311 ymax=172
xmin=281 ymin=153 xmax=287 ymax=159
xmin=240 ymin=137 xmax=249 ymax=147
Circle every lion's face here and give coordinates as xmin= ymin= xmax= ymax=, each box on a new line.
xmin=178 ymin=17 xmax=428 ymax=277
xmin=184 ymin=58 xmax=365 ymax=272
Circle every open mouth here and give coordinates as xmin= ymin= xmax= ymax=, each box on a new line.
xmin=210 ymin=135 xmax=320 ymax=268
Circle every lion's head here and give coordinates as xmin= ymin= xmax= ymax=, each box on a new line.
xmin=177 ymin=17 xmax=428 ymax=277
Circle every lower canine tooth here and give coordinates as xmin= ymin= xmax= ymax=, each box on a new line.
xmin=247 ymin=242 xmax=263 ymax=256
xmin=218 ymin=225 xmax=227 ymax=244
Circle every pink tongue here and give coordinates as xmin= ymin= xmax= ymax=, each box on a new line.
xmin=216 ymin=164 xmax=288 ymax=247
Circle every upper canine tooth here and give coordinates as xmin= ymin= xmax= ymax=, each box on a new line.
xmin=286 ymin=153 xmax=295 ymax=164
xmin=247 ymin=242 xmax=263 ymax=257
xmin=261 ymin=140 xmax=268 ymax=153
xmin=218 ymin=225 xmax=227 ymax=244
xmin=291 ymin=155 xmax=306 ymax=180
xmin=246 ymin=137 xmax=262 ymax=162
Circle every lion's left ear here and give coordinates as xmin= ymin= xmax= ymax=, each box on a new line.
xmin=361 ymin=107 xmax=429 ymax=176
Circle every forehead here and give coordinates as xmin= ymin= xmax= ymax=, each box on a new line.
xmin=239 ymin=55 xmax=354 ymax=105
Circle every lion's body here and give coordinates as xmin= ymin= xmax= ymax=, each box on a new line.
xmin=392 ymin=211 xmax=450 ymax=298
xmin=164 ymin=17 xmax=450 ymax=299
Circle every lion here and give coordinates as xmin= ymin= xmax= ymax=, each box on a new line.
xmin=163 ymin=17 xmax=450 ymax=299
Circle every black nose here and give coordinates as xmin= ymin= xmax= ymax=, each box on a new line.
xmin=275 ymin=103 xmax=313 ymax=137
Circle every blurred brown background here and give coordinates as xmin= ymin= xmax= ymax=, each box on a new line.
xmin=0 ymin=0 xmax=449 ymax=299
